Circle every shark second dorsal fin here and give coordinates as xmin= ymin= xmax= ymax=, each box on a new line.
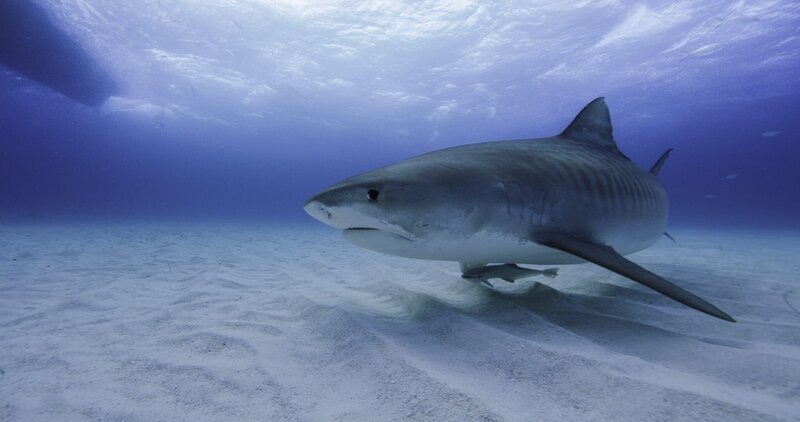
xmin=560 ymin=97 xmax=622 ymax=155
xmin=650 ymin=148 xmax=674 ymax=176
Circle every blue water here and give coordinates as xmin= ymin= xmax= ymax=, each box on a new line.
xmin=3 ymin=4 xmax=800 ymax=420
xmin=1 ymin=1 xmax=799 ymax=229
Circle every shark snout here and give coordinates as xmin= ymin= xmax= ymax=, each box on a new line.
xmin=303 ymin=190 xmax=335 ymax=223
xmin=304 ymin=198 xmax=332 ymax=222
xmin=304 ymin=189 xmax=361 ymax=229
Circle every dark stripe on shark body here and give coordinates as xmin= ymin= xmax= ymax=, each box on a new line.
xmin=618 ymin=165 xmax=636 ymax=216
xmin=636 ymin=183 xmax=647 ymax=216
xmin=582 ymin=161 xmax=605 ymax=208
xmin=626 ymin=166 xmax=647 ymax=217
xmin=630 ymin=170 xmax=646 ymax=217
xmin=586 ymin=157 xmax=611 ymax=211
xmin=604 ymin=168 xmax=618 ymax=216
xmin=612 ymin=162 xmax=631 ymax=217
xmin=642 ymin=175 xmax=658 ymax=215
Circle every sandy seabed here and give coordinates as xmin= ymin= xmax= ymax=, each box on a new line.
xmin=0 ymin=222 xmax=798 ymax=421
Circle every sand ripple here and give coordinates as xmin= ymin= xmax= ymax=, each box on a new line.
xmin=0 ymin=223 xmax=798 ymax=421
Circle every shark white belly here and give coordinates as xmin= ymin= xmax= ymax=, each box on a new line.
xmin=344 ymin=228 xmax=655 ymax=265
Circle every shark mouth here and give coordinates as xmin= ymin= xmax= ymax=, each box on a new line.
xmin=343 ymin=227 xmax=413 ymax=241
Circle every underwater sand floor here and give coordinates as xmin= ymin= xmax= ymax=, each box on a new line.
xmin=0 ymin=223 xmax=799 ymax=421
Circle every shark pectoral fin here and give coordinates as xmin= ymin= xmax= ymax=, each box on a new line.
xmin=536 ymin=232 xmax=735 ymax=322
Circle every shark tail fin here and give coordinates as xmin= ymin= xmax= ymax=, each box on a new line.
xmin=650 ymin=148 xmax=674 ymax=176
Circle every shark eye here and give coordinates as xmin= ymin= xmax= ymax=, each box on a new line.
xmin=367 ymin=189 xmax=380 ymax=202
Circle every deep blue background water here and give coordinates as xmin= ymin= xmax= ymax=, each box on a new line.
xmin=1 ymin=1 xmax=799 ymax=229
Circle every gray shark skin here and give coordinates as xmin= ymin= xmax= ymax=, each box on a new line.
xmin=305 ymin=98 xmax=735 ymax=322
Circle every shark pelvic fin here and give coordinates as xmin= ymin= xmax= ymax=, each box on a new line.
xmin=536 ymin=232 xmax=735 ymax=322
xmin=459 ymin=262 xmax=488 ymax=273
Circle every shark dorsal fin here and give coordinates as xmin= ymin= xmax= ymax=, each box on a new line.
xmin=560 ymin=97 xmax=621 ymax=154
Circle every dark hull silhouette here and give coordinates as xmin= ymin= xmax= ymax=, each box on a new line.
xmin=0 ymin=0 xmax=116 ymax=106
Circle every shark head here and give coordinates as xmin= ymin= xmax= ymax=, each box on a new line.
xmin=304 ymin=156 xmax=497 ymax=256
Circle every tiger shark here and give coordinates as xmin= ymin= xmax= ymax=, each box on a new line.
xmin=304 ymin=98 xmax=735 ymax=322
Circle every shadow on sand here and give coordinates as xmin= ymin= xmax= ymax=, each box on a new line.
xmin=353 ymin=276 xmax=747 ymax=366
